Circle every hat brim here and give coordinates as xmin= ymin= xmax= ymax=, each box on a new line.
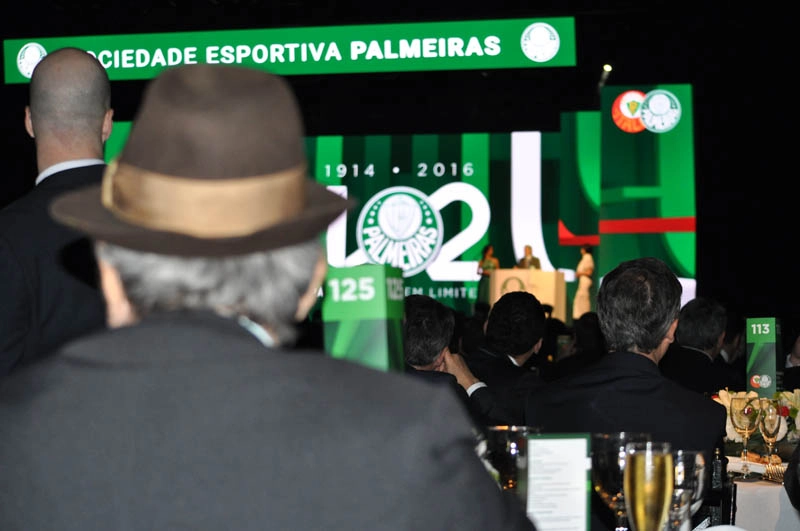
xmin=50 ymin=180 xmax=355 ymax=256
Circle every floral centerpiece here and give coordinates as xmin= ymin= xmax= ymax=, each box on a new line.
xmin=712 ymin=388 xmax=800 ymax=444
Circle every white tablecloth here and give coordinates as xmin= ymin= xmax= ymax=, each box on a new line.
xmin=733 ymin=478 xmax=800 ymax=531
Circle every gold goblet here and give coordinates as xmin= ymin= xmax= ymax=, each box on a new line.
xmin=758 ymin=398 xmax=782 ymax=461
xmin=729 ymin=396 xmax=761 ymax=478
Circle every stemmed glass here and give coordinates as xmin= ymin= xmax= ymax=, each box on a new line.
xmin=729 ymin=396 xmax=761 ymax=478
xmin=758 ymin=398 xmax=782 ymax=461
xmin=623 ymin=441 xmax=674 ymax=531
xmin=666 ymin=449 xmax=706 ymax=531
xmin=591 ymin=432 xmax=652 ymax=531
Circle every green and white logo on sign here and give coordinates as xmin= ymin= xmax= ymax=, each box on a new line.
xmin=356 ymin=186 xmax=443 ymax=277
xmin=640 ymin=89 xmax=682 ymax=133
xmin=520 ymin=22 xmax=560 ymax=63
xmin=17 ymin=42 xmax=47 ymax=78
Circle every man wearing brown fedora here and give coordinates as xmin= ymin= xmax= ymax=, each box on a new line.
xmin=0 ymin=64 xmax=534 ymax=530
xmin=0 ymin=47 xmax=110 ymax=376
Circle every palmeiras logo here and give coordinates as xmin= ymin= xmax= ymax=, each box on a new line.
xmin=611 ymin=88 xmax=682 ymax=134
xmin=640 ymin=89 xmax=682 ymax=133
xmin=520 ymin=22 xmax=560 ymax=63
xmin=17 ymin=42 xmax=47 ymax=79
xmin=356 ymin=186 xmax=443 ymax=277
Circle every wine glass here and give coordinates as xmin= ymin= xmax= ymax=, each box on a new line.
xmin=666 ymin=449 xmax=706 ymax=531
xmin=623 ymin=441 xmax=674 ymax=531
xmin=729 ymin=396 xmax=761 ymax=478
xmin=758 ymin=398 xmax=782 ymax=461
xmin=483 ymin=425 xmax=539 ymax=508
xmin=591 ymin=432 xmax=652 ymax=531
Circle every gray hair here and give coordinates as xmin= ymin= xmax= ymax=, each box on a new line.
xmin=95 ymin=239 xmax=322 ymax=344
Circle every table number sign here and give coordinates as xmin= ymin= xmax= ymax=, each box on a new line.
xmin=322 ymin=264 xmax=405 ymax=372
xmin=746 ymin=317 xmax=782 ymax=397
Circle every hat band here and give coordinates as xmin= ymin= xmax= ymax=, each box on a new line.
xmin=101 ymin=161 xmax=306 ymax=239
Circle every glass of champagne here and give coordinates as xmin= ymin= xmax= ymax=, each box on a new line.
xmin=591 ymin=432 xmax=652 ymax=531
xmin=729 ymin=396 xmax=761 ymax=478
xmin=623 ymin=441 xmax=674 ymax=531
xmin=758 ymin=398 xmax=782 ymax=461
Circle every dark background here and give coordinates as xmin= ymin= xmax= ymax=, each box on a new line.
xmin=0 ymin=2 xmax=794 ymax=329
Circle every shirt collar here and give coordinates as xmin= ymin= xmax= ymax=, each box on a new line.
xmin=35 ymin=158 xmax=105 ymax=186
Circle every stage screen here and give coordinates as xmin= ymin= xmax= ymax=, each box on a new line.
xmin=105 ymin=116 xmax=696 ymax=318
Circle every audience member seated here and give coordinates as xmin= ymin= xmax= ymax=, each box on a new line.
xmin=550 ymin=311 xmax=607 ymax=381
xmin=524 ymin=258 xmax=727 ymax=531
xmin=534 ymin=314 xmax=569 ymax=382
xmin=659 ymin=297 xmax=744 ymax=395
xmin=786 ymin=438 xmax=800 ymax=512
xmin=717 ymin=309 xmax=747 ymax=389
xmin=782 ymin=326 xmax=800 ymax=390
xmin=0 ymin=64 xmax=535 ymax=531
xmin=444 ymin=290 xmax=546 ymax=425
xmin=403 ymin=294 xmax=488 ymax=428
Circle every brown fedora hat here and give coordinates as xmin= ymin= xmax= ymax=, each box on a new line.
xmin=51 ymin=63 xmax=353 ymax=256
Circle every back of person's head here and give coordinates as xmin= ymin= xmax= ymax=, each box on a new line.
xmin=581 ymin=244 xmax=593 ymax=254
xmin=484 ymin=291 xmax=546 ymax=356
xmin=597 ymin=257 xmax=681 ymax=354
xmin=28 ymin=47 xmax=110 ymax=144
xmin=573 ymin=311 xmax=606 ymax=357
xmin=50 ymin=63 xmax=352 ymax=345
xmin=403 ymin=295 xmax=455 ymax=367
xmin=675 ymin=297 xmax=727 ymax=351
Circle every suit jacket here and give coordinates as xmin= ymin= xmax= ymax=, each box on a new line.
xmin=0 ymin=311 xmax=535 ymax=531
xmin=524 ymin=351 xmax=727 ymax=531
xmin=786 ymin=438 xmax=800 ymax=512
xmin=659 ymin=343 xmax=744 ymax=395
xmin=0 ymin=164 xmax=106 ymax=375
xmin=467 ymin=346 xmax=544 ymax=425
xmin=404 ymin=363 xmax=490 ymax=428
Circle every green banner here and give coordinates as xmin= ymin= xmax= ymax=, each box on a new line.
xmin=4 ymin=17 xmax=576 ymax=83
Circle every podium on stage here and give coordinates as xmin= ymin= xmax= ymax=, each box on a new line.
xmin=488 ymin=268 xmax=567 ymax=322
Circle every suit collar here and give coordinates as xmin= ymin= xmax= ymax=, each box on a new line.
xmin=36 ymin=159 xmax=105 ymax=186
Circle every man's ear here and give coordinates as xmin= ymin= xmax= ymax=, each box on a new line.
xmin=101 ymin=108 xmax=114 ymax=143
xmin=98 ymin=256 xmax=136 ymax=328
xmin=24 ymin=106 xmax=34 ymax=138
xmin=295 ymin=253 xmax=327 ymax=322
xmin=533 ymin=337 xmax=544 ymax=353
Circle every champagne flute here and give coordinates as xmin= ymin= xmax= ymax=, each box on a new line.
xmin=666 ymin=449 xmax=705 ymax=531
xmin=623 ymin=441 xmax=674 ymax=531
xmin=729 ymin=396 xmax=761 ymax=478
xmin=758 ymin=398 xmax=782 ymax=461
xmin=591 ymin=432 xmax=652 ymax=531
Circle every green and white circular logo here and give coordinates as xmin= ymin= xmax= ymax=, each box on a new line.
xmin=520 ymin=22 xmax=560 ymax=63
xmin=17 ymin=42 xmax=47 ymax=79
xmin=356 ymin=186 xmax=443 ymax=277
xmin=640 ymin=89 xmax=682 ymax=133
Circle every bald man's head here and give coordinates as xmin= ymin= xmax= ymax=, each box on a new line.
xmin=27 ymin=47 xmax=111 ymax=145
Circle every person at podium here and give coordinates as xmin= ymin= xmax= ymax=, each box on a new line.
xmin=572 ymin=244 xmax=594 ymax=320
xmin=515 ymin=244 xmax=541 ymax=269
xmin=476 ymin=243 xmax=500 ymax=308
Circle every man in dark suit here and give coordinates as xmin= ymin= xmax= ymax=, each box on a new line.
xmin=403 ymin=296 xmax=471 ymax=404
xmin=0 ymin=47 xmax=110 ymax=375
xmin=659 ymin=297 xmax=746 ymax=394
xmin=444 ymin=290 xmax=546 ymax=425
xmin=524 ymin=257 xmax=727 ymax=531
xmin=0 ymin=64 xmax=534 ymax=531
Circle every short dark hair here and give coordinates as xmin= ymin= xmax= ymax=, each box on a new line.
xmin=403 ymin=295 xmax=455 ymax=366
xmin=484 ymin=291 xmax=546 ymax=356
xmin=675 ymin=297 xmax=727 ymax=350
xmin=597 ymin=257 xmax=681 ymax=354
